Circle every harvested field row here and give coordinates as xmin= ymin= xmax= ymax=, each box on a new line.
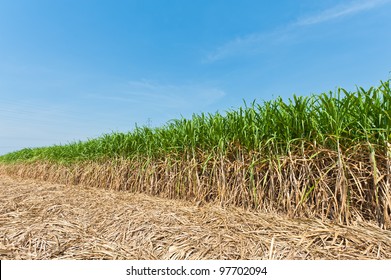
xmin=2 ymin=148 xmax=390 ymax=229
xmin=1 ymin=175 xmax=390 ymax=260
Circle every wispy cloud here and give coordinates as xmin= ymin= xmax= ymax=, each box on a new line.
xmin=295 ymin=0 xmax=391 ymax=26
xmin=205 ymin=0 xmax=390 ymax=62
xmin=203 ymin=27 xmax=293 ymax=63
xmin=88 ymin=80 xmax=226 ymax=110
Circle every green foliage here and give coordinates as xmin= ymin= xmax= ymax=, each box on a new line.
xmin=1 ymin=80 xmax=390 ymax=164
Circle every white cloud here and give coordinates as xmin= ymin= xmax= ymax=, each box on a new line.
xmin=295 ymin=0 xmax=391 ymax=26
xmin=204 ymin=27 xmax=293 ymax=63
xmin=205 ymin=0 xmax=391 ymax=62
xmin=89 ymin=80 xmax=226 ymax=110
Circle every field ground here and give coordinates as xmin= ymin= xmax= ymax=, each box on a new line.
xmin=1 ymin=175 xmax=391 ymax=260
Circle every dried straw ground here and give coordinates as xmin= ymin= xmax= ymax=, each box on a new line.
xmin=1 ymin=175 xmax=390 ymax=260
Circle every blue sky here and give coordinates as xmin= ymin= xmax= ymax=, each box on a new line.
xmin=1 ymin=0 xmax=391 ymax=155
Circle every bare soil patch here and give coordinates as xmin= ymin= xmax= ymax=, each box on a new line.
xmin=1 ymin=175 xmax=390 ymax=260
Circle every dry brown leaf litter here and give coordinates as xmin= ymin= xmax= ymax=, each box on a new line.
xmin=1 ymin=175 xmax=390 ymax=260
